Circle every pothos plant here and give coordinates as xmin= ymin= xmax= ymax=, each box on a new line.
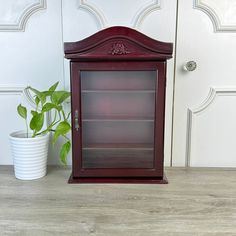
xmin=17 ymin=82 xmax=71 ymax=165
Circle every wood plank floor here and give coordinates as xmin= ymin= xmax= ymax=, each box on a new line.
xmin=1 ymin=166 xmax=236 ymax=236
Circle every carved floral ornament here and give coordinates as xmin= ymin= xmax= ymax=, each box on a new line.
xmin=109 ymin=43 xmax=130 ymax=55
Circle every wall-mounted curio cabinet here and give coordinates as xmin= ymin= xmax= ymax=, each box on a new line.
xmin=64 ymin=26 xmax=173 ymax=183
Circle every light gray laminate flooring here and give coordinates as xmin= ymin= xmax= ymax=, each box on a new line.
xmin=1 ymin=166 xmax=236 ymax=236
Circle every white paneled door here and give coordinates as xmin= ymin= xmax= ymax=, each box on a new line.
xmin=62 ymin=0 xmax=178 ymax=166
xmin=4 ymin=0 xmax=236 ymax=167
xmin=0 ymin=0 xmax=177 ymax=166
xmin=0 ymin=0 xmax=65 ymax=165
xmin=172 ymin=0 xmax=236 ymax=167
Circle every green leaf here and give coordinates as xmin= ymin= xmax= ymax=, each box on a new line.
xmin=42 ymin=103 xmax=60 ymax=112
xmin=29 ymin=87 xmax=46 ymax=105
xmin=35 ymin=96 xmax=40 ymax=106
xmin=49 ymin=81 xmax=59 ymax=92
xmin=42 ymin=91 xmax=54 ymax=97
xmin=51 ymin=91 xmax=70 ymax=105
xmin=28 ymin=87 xmax=41 ymax=97
xmin=30 ymin=112 xmax=44 ymax=132
xmin=31 ymin=110 xmax=38 ymax=116
xmin=40 ymin=94 xmax=46 ymax=105
xmin=52 ymin=120 xmax=71 ymax=144
xmin=60 ymin=141 xmax=71 ymax=165
xmin=17 ymin=104 xmax=27 ymax=119
xmin=57 ymin=105 xmax=62 ymax=111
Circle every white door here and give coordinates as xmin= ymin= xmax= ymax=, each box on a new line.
xmin=62 ymin=0 xmax=178 ymax=166
xmin=0 ymin=0 xmax=177 ymax=166
xmin=172 ymin=0 xmax=236 ymax=167
xmin=0 ymin=0 xmax=65 ymax=165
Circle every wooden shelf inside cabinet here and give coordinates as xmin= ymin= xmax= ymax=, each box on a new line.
xmin=83 ymin=143 xmax=154 ymax=150
xmin=82 ymin=143 xmax=154 ymax=169
xmin=82 ymin=115 xmax=154 ymax=122
xmin=81 ymin=89 xmax=156 ymax=93
xmin=64 ymin=26 xmax=173 ymax=184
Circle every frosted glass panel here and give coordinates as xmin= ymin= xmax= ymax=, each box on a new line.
xmin=81 ymin=70 xmax=157 ymax=168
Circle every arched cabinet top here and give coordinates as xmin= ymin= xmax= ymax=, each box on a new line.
xmin=64 ymin=26 xmax=173 ymax=61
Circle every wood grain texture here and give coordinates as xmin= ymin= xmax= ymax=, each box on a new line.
xmin=1 ymin=166 xmax=236 ymax=235
xmin=64 ymin=26 xmax=173 ymax=61
xmin=66 ymin=26 xmax=173 ymax=182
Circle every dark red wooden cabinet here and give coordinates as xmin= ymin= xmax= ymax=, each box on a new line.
xmin=64 ymin=26 xmax=173 ymax=184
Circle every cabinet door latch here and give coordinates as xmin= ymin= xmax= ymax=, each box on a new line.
xmin=74 ymin=110 xmax=79 ymax=131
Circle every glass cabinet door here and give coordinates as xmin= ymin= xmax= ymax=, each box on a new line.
xmin=80 ymin=71 xmax=157 ymax=169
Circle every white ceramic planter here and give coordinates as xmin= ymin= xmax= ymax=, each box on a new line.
xmin=9 ymin=131 xmax=49 ymax=180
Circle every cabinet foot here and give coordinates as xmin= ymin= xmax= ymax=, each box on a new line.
xmin=68 ymin=173 xmax=168 ymax=184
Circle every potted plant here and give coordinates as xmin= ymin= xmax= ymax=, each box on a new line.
xmin=9 ymin=82 xmax=71 ymax=180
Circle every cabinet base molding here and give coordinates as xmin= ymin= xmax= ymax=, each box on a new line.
xmin=68 ymin=173 xmax=168 ymax=184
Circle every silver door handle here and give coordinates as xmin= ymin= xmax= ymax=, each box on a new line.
xmin=183 ymin=61 xmax=197 ymax=71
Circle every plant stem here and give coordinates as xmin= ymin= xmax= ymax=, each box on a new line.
xmin=35 ymin=128 xmax=53 ymax=137
xmin=61 ymin=134 xmax=70 ymax=141
xmin=34 ymin=110 xmax=61 ymax=137
xmin=61 ymin=110 xmax=66 ymax=120
xmin=53 ymin=110 xmax=57 ymax=122
xmin=25 ymin=119 xmax=28 ymax=138
xmin=32 ymin=131 xmax=36 ymax=138
xmin=66 ymin=112 xmax=71 ymax=120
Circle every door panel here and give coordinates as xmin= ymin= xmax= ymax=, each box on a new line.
xmin=63 ymin=0 xmax=177 ymax=166
xmin=0 ymin=0 xmax=65 ymax=165
xmin=173 ymin=0 xmax=236 ymax=167
xmin=0 ymin=1 xmax=177 ymax=166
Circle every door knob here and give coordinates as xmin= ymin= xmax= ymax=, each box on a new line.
xmin=183 ymin=61 xmax=197 ymax=71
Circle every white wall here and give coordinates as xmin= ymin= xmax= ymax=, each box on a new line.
xmin=0 ymin=0 xmax=177 ymax=166
xmin=0 ymin=0 xmax=65 ymax=165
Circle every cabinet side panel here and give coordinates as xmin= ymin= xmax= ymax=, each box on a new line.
xmin=70 ymin=63 xmax=82 ymax=177
xmin=154 ymin=62 xmax=166 ymax=176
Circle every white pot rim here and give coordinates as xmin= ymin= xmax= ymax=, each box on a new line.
xmin=9 ymin=130 xmax=50 ymax=140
